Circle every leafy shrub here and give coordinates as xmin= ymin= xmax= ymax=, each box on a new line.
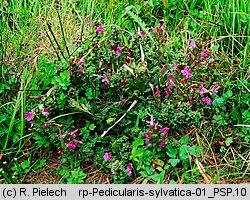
xmin=22 ymin=19 xmax=240 ymax=183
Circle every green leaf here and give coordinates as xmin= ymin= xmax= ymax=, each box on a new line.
xmin=60 ymin=70 xmax=70 ymax=81
xmin=149 ymin=170 xmax=165 ymax=183
xmin=89 ymin=124 xmax=96 ymax=131
xmin=222 ymin=90 xmax=233 ymax=99
xmin=86 ymin=88 xmax=93 ymax=99
xmin=155 ymin=159 xmax=164 ymax=167
xmin=132 ymin=147 xmax=144 ymax=158
xmin=163 ymin=164 xmax=171 ymax=172
xmin=132 ymin=138 xmax=144 ymax=149
xmin=106 ymin=118 xmax=116 ymax=125
xmin=225 ymin=137 xmax=233 ymax=146
xmin=179 ymin=145 xmax=189 ymax=160
xmin=212 ymin=98 xmax=225 ymax=106
xmin=156 ymin=166 xmax=163 ymax=171
xmin=180 ymin=136 xmax=190 ymax=145
xmin=166 ymin=146 xmax=178 ymax=158
xmin=168 ymin=159 xmax=180 ymax=167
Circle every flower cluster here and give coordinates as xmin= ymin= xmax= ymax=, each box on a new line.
xmin=145 ymin=115 xmax=169 ymax=147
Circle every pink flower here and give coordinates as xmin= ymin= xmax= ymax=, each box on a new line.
xmin=161 ymin=127 xmax=170 ymax=136
xmin=211 ymin=84 xmax=219 ymax=93
xmin=189 ymin=39 xmax=195 ymax=48
xmin=151 ymin=27 xmax=155 ymax=35
xmin=78 ymin=70 xmax=84 ymax=76
xmin=121 ymin=78 xmax=130 ymax=83
xmin=43 ymin=107 xmax=50 ymax=116
xmin=162 ymin=65 xmax=166 ymax=75
xmin=116 ymin=45 xmax=122 ymax=57
xmin=155 ymin=88 xmax=160 ymax=95
xmin=58 ymin=129 xmax=65 ymax=138
xmin=189 ymin=98 xmax=194 ymax=105
xmin=181 ymin=67 xmax=192 ymax=79
xmin=170 ymin=61 xmax=177 ymax=71
xmin=126 ymin=163 xmax=133 ymax=176
xmin=58 ymin=150 xmax=66 ymax=156
xmin=168 ymin=74 xmax=175 ymax=86
xmin=160 ymin=141 xmax=165 ymax=147
xmin=103 ymin=152 xmax=112 ymax=161
xmin=66 ymin=141 xmax=77 ymax=149
xmin=111 ymin=166 xmax=116 ymax=174
xmin=87 ymin=19 xmax=92 ymax=25
xmin=96 ymin=26 xmax=104 ymax=34
xmin=146 ymin=115 xmax=155 ymax=125
xmin=138 ymin=30 xmax=146 ymax=39
xmin=164 ymin=87 xmax=171 ymax=96
xmin=68 ymin=68 xmax=72 ymax=76
xmin=196 ymin=62 xmax=200 ymax=67
xmin=24 ymin=111 xmax=33 ymax=122
xmin=186 ymin=53 xmax=191 ymax=61
xmin=70 ymin=129 xmax=80 ymax=138
xmin=201 ymin=49 xmax=209 ymax=57
xmin=202 ymin=97 xmax=212 ymax=105
xmin=145 ymin=132 xmax=151 ymax=142
xmin=161 ymin=23 xmax=166 ymax=31
xmin=102 ymin=74 xmax=108 ymax=83
xmin=42 ymin=124 xmax=50 ymax=129
xmin=78 ymin=61 xmax=84 ymax=68
xmin=198 ymin=85 xmax=208 ymax=94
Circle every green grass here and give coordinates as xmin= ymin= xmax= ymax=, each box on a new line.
xmin=0 ymin=0 xmax=249 ymax=184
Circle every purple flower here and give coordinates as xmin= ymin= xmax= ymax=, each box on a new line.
xmin=42 ymin=124 xmax=50 ymax=129
xmin=202 ymin=97 xmax=212 ymax=105
xmin=146 ymin=115 xmax=155 ymax=125
xmin=160 ymin=141 xmax=166 ymax=147
xmin=78 ymin=61 xmax=84 ymax=68
xmin=126 ymin=163 xmax=133 ymax=176
xmin=70 ymin=129 xmax=80 ymax=138
xmin=66 ymin=141 xmax=77 ymax=149
xmin=103 ymin=152 xmax=112 ymax=161
xmin=145 ymin=132 xmax=151 ymax=142
xmin=102 ymin=74 xmax=108 ymax=83
xmin=96 ymin=26 xmax=104 ymax=34
xmin=170 ymin=61 xmax=177 ymax=71
xmin=164 ymin=87 xmax=171 ymax=96
xmin=189 ymin=39 xmax=195 ymax=48
xmin=201 ymin=49 xmax=209 ymax=57
xmin=116 ymin=45 xmax=122 ymax=57
xmin=198 ymin=85 xmax=208 ymax=94
xmin=181 ymin=67 xmax=192 ymax=79
xmin=211 ymin=84 xmax=219 ymax=93
xmin=43 ymin=107 xmax=50 ymax=116
xmin=161 ymin=127 xmax=170 ymax=136
xmin=24 ymin=111 xmax=33 ymax=122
